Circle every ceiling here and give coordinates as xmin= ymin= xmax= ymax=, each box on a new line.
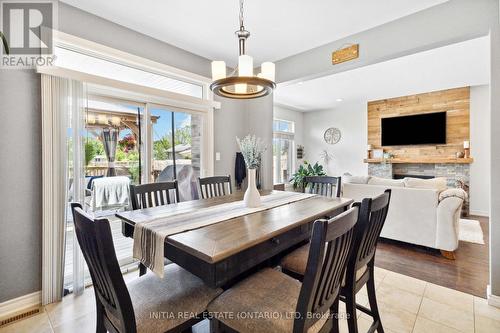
xmin=60 ymin=0 xmax=448 ymax=66
xmin=274 ymin=36 xmax=490 ymax=111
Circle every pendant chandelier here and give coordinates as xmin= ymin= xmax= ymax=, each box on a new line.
xmin=210 ymin=0 xmax=276 ymax=99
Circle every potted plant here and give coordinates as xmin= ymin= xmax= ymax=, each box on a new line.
xmin=289 ymin=161 xmax=326 ymax=192
xmin=237 ymin=135 xmax=267 ymax=208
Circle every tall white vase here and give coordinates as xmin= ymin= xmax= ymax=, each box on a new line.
xmin=244 ymin=168 xmax=261 ymax=208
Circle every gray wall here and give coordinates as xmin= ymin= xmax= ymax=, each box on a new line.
xmin=0 ymin=3 xmax=213 ymax=303
xmin=0 ymin=70 xmax=42 ymax=302
xmin=214 ymin=95 xmax=274 ymax=190
xmin=490 ymin=8 xmax=500 ymax=297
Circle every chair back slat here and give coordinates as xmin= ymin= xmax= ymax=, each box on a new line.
xmin=198 ymin=175 xmax=232 ymax=199
xmin=70 ymin=203 xmax=136 ymax=333
xmin=352 ymin=190 xmax=391 ymax=271
xmin=294 ymin=207 xmax=358 ymax=333
xmin=130 ymin=181 xmax=179 ymax=210
xmin=304 ymin=176 xmax=342 ymax=198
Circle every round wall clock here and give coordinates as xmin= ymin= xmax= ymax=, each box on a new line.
xmin=324 ymin=127 xmax=341 ymax=145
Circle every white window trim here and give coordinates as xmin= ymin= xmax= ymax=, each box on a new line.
xmin=38 ymin=32 xmax=217 ymax=176
xmin=53 ymin=31 xmax=211 ymax=87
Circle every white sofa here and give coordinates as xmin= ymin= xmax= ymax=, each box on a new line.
xmin=343 ymin=177 xmax=466 ymax=255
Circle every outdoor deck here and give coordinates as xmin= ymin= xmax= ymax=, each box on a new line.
xmin=64 ymin=212 xmax=137 ymax=290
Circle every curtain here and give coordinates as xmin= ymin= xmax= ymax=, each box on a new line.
xmin=102 ymin=128 xmax=118 ymax=176
xmin=41 ymin=75 xmax=86 ymax=304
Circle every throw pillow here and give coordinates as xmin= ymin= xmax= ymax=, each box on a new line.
xmin=368 ymin=176 xmax=405 ymax=187
xmin=404 ymin=177 xmax=448 ymax=191
xmin=343 ymin=174 xmax=371 ymax=184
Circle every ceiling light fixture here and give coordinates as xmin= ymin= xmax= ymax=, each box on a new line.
xmin=210 ymin=0 xmax=276 ymax=99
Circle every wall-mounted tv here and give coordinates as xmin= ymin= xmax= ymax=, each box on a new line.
xmin=381 ymin=112 xmax=446 ymax=146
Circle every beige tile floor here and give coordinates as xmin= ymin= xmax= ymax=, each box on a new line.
xmin=1 ymin=267 xmax=500 ymax=333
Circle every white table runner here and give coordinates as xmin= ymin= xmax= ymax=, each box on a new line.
xmin=133 ymin=191 xmax=316 ymax=277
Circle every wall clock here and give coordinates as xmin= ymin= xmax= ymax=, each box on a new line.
xmin=324 ymin=127 xmax=341 ymax=145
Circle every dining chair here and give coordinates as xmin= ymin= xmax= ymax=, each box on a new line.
xmin=208 ymin=206 xmax=359 ymax=333
xmin=129 ymin=181 xmax=180 ymax=276
xmin=279 ymin=190 xmax=392 ymax=333
xmin=304 ymin=176 xmax=342 ymax=198
xmin=70 ymin=203 xmax=222 ymax=333
xmin=130 ymin=181 xmax=180 ymax=210
xmin=198 ymin=175 xmax=232 ymax=199
xmin=342 ymin=190 xmax=391 ymax=333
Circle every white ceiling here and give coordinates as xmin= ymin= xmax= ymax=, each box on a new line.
xmin=60 ymin=0 xmax=448 ymax=66
xmin=274 ymin=36 xmax=490 ymax=111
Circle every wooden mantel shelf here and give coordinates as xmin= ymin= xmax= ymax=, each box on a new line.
xmin=364 ymin=157 xmax=474 ymax=164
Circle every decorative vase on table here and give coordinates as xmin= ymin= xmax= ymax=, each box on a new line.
xmin=244 ymin=168 xmax=261 ymax=208
xmin=237 ymin=135 xmax=267 ymax=208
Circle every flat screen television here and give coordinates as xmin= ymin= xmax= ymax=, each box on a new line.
xmin=381 ymin=112 xmax=446 ymax=146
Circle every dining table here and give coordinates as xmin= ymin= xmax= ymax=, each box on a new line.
xmin=116 ymin=190 xmax=353 ymax=288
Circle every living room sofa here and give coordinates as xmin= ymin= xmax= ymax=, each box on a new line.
xmin=343 ymin=176 xmax=466 ymax=258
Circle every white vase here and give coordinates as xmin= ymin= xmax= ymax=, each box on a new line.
xmin=244 ymin=168 xmax=261 ymax=208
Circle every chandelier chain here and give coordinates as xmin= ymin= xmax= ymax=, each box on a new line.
xmin=239 ymin=0 xmax=245 ymax=28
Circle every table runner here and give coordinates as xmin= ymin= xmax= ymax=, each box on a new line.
xmin=133 ymin=191 xmax=316 ymax=277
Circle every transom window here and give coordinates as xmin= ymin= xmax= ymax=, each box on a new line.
xmin=273 ymin=119 xmax=295 ymax=133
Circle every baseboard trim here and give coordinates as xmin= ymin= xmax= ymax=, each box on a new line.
xmin=469 ymin=210 xmax=489 ymax=217
xmin=0 ymin=291 xmax=42 ymax=320
xmin=487 ymin=285 xmax=500 ymax=308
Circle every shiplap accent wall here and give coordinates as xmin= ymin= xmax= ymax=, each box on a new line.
xmin=368 ymin=87 xmax=470 ymax=159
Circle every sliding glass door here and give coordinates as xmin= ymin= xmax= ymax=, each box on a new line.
xmin=64 ymin=95 xmax=147 ymax=292
xmin=151 ymin=105 xmax=202 ymax=201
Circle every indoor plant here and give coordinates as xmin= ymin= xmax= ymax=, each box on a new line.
xmin=290 ymin=161 xmax=326 ymax=191
xmin=237 ymin=135 xmax=266 ymax=208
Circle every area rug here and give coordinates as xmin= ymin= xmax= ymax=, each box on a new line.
xmin=459 ymin=219 xmax=485 ymax=244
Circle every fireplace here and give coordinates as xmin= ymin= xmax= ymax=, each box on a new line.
xmin=393 ymin=174 xmax=434 ymax=180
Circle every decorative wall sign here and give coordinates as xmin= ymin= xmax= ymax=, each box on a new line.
xmin=332 ymin=44 xmax=359 ymax=65
xmin=324 ymin=127 xmax=341 ymax=145
xmin=296 ymin=145 xmax=304 ymax=159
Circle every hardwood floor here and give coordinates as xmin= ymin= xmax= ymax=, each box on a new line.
xmin=375 ymin=215 xmax=489 ymax=298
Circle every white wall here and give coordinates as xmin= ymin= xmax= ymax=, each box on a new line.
xmin=303 ymin=100 xmax=368 ymax=177
xmin=470 ymin=85 xmax=491 ymax=216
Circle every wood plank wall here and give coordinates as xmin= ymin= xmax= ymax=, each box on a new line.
xmin=367 ymin=87 xmax=470 ymax=159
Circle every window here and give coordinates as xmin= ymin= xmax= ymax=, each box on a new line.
xmin=273 ymin=119 xmax=295 ymax=184
xmin=54 ymin=47 xmax=204 ymax=98
xmin=273 ymin=119 xmax=294 ymax=133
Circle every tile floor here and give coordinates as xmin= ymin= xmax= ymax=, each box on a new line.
xmin=1 ymin=267 xmax=499 ymax=333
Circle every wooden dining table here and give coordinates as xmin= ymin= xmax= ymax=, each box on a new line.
xmin=116 ymin=190 xmax=353 ymax=288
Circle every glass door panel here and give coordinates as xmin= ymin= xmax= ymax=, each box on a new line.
xmin=151 ymin=108 xmax=175 ymax=183
xmin=174 ymin=112 xmax=202 ymax=201
xmin=64 ymin=95 xmax=146 ymax=292
xmin=151 ymin=106 xmax=202 ymax=201
xmin=273 ymin=137 xmax=294 ymax=184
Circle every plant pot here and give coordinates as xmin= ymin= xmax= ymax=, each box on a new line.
xmin=244 ymin=168 xmax=261 ymax=208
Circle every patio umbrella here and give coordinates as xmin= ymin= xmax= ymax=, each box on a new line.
xmin=102 ymin=128 xmax=118 ymax=176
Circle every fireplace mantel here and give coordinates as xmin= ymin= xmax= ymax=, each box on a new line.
xmin=364 ymin=157 xmax=473 ymax=164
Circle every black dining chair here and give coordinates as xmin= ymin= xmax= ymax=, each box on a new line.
xmin=208 ymin=206 xmax=359 ymax=333
xmin=130 ymin=181 xmax=180 ymax=210
xmin=341 ymin=190 xmax=391 ymax=333
xmin=70 ymin=203 xmax=222 ymax=333
xmin=279 ymin=190 xmax=392 ymax=333
xmin=129 ymin=181 xmax=180 ymax=276
xmin=304 ymin=176 xmax=342 ymax=198
xmin=198 ymin=175 xmax=232 ymax=199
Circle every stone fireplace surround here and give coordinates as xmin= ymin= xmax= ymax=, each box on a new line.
xmin=368 ymin=162 xmax=470 ymax=215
